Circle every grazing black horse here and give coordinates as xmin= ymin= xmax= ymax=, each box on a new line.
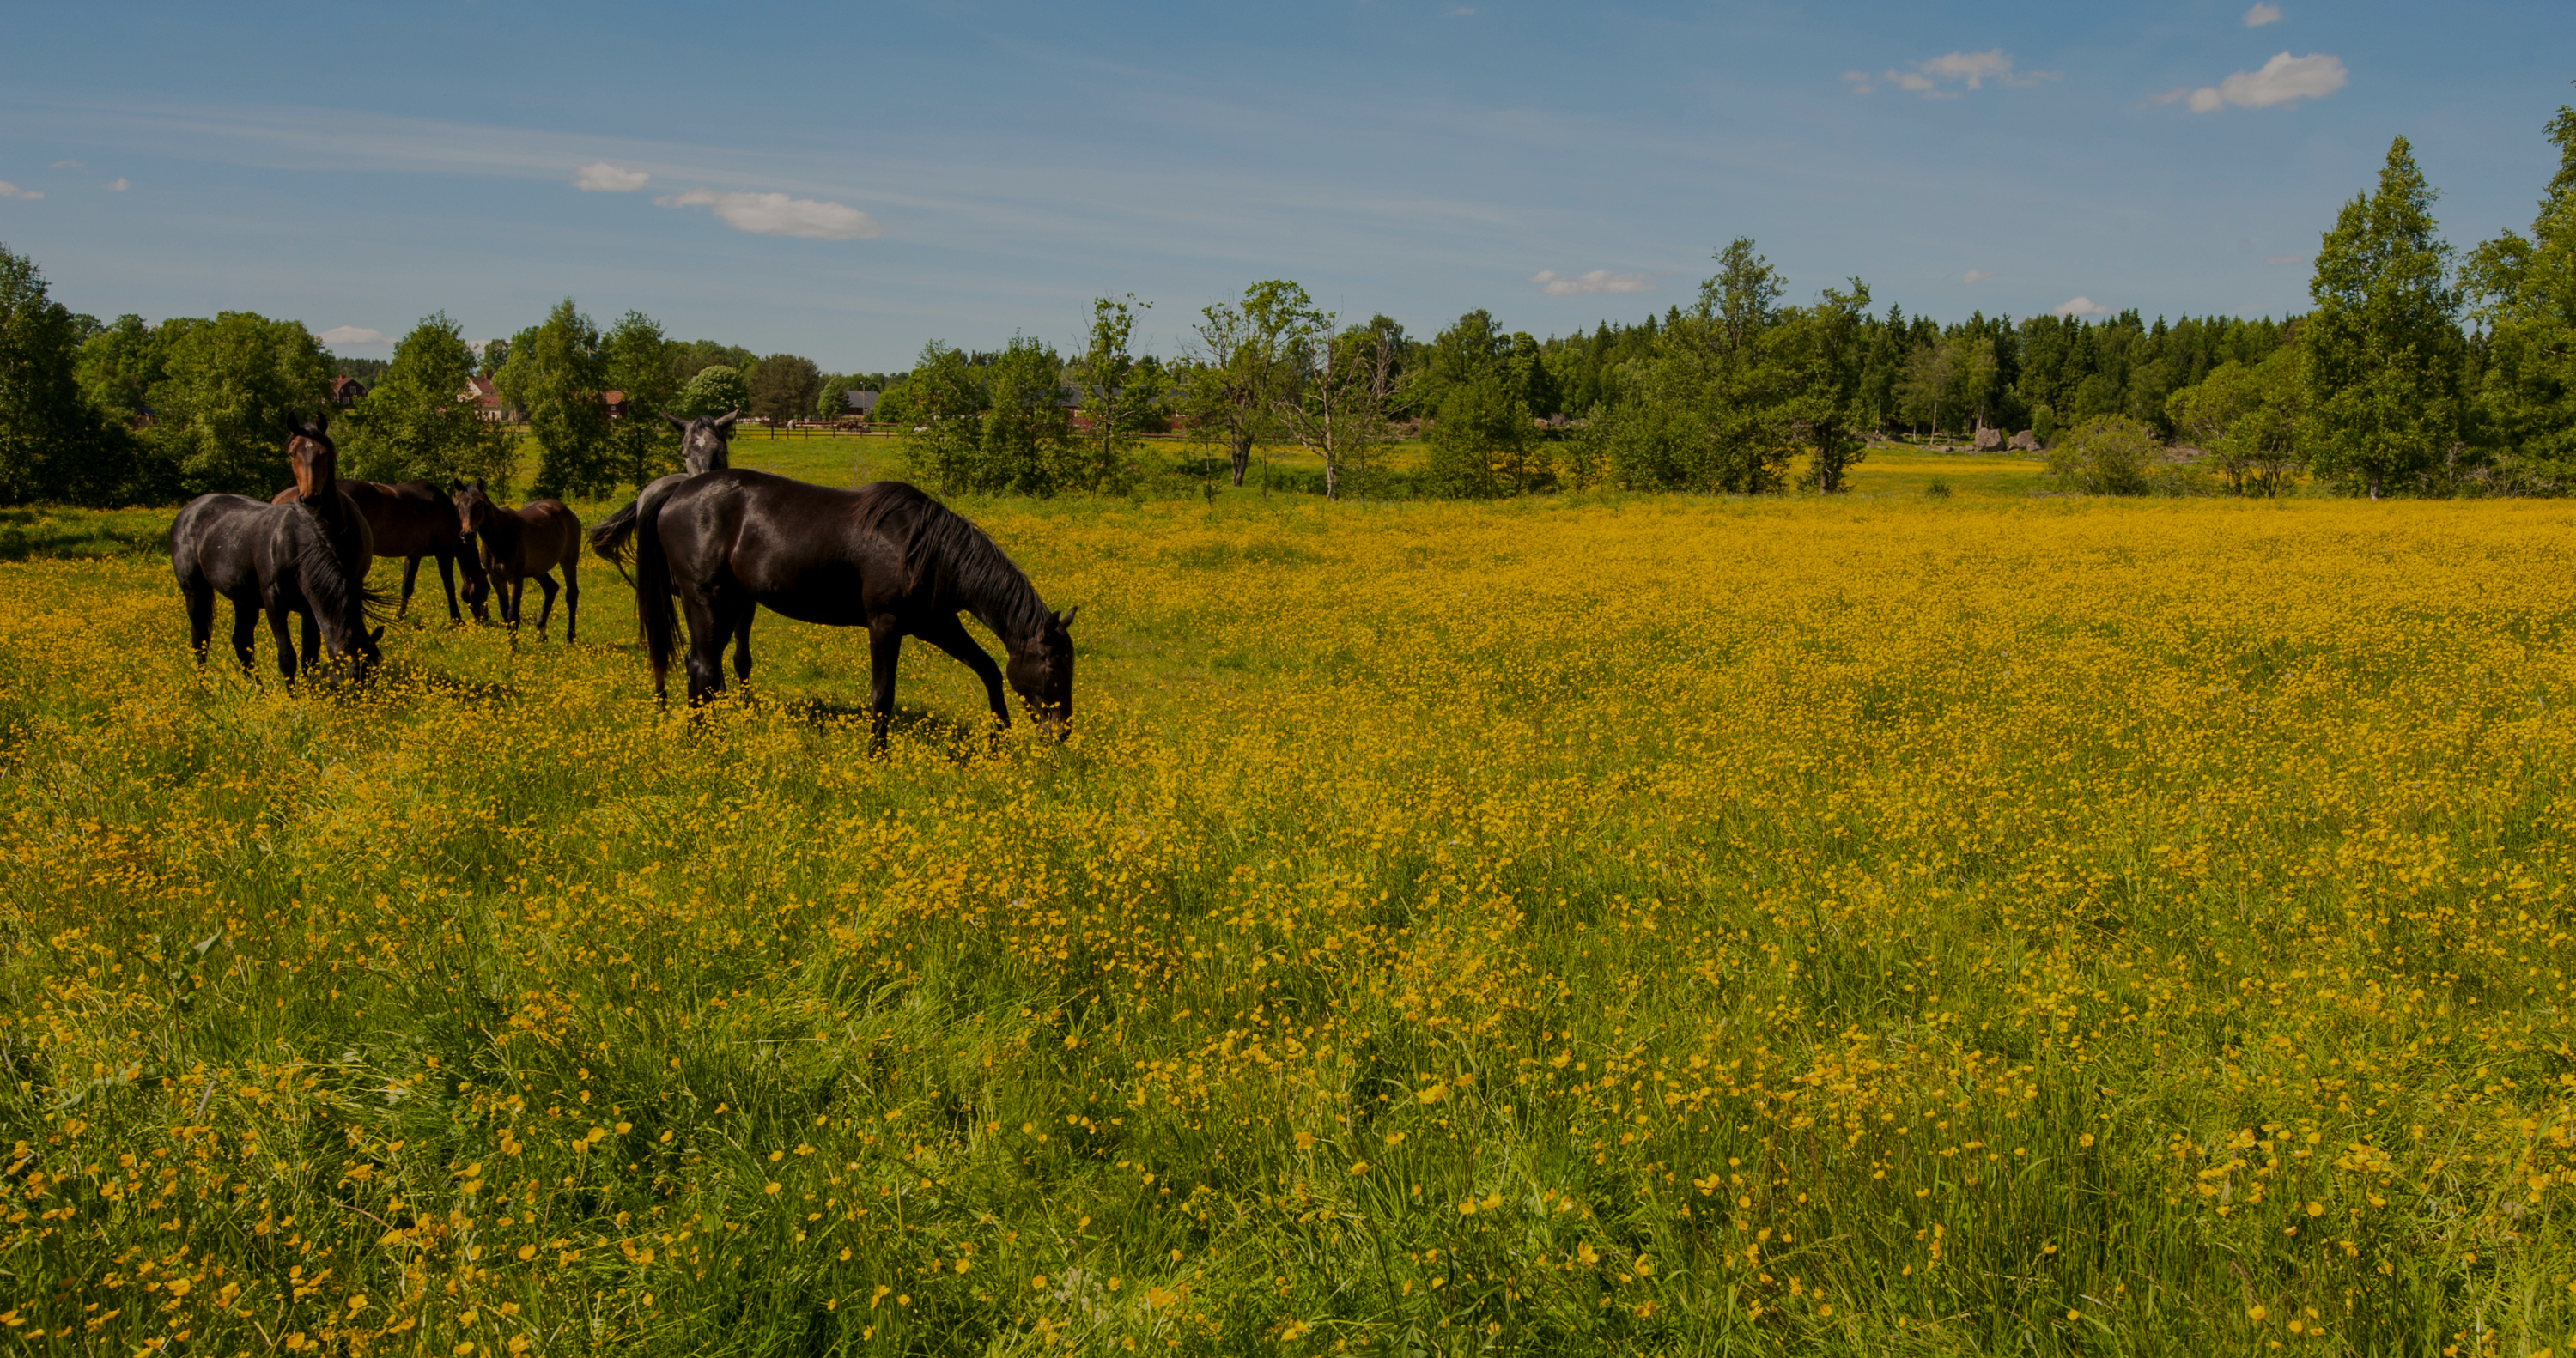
xmin=586 ymin=410 xmax=737 ymax=578
xmin=173 ymin=415 xmax=385 ymax=681
xmin=631 ymin=471 xmax=1076 ymax=748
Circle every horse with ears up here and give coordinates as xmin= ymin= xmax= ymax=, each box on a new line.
xmin=453 ymin=481 xmax=582 ymax=641
xmin=171 ymin=414 xmax=386 ymax=682
xmin=586 ymin=410 xmax=737 ymax=578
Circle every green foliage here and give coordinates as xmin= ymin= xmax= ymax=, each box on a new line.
xmin=1071 ymin=295 xmax=1163 ymax=494
xmin=498 ymin=300 xmax=613 ymax=499
xmin=2465 ymin=84 xmax=2576 ymax=491
xmin=144 ymin=310 xmax=333 ymax=498
xmin=2300 ymin=137 xmax=2466 ymax=499
xmin=893 ymin=341 xmax=988 ymax=489
xmin=2045 ymin=415 xmax=2160 ymax=495
xmin=337 ymin=312 xmax=516 ymax=489
xmin=747 ymin=352 xmax=822 ymax=424
xmin=601 ymin=311 xmax=682 ymax=491
xmin=1182 ymin=282 xmax=1309 ymax=488
xmin=665 ymin=337 xmax=756 ymax=385
xmin=75 ymin=313 xmax=167 ymax=422
xmin=978 ymin=336 xmax=1076 ymax=495
xmin=677 ymin=365 xmax=750 ymax=421
xmin=1417 ymin=310 xmax=1546 ymax=498
xmin=0 ymin=246 xmax=144 ymax=505
xmin=2164 ymin=345 xmax=2303 ymax=495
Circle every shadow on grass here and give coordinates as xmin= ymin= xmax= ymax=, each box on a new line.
xmin=0 ymin=507 xmax=173 ymax=563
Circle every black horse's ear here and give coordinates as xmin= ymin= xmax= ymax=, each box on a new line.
xmin=662 ymin=410 xmax=691 ymax=432
xmin=714 ymin=409 xmax=739 ymax=431
xmin=472 ymin=478 xmax=485 ymax=490
xmin=1054 ymin=604 xmax=1079 ymax=631
xmin=313 ymin=409 xmax=329 ymax=435
xmin=448 ymin=478 xmax=464 ymax=493
xmin=368 ymin=626 xmax=385 ymax=646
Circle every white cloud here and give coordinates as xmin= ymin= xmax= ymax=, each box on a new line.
xmin=1963 ymin=269 xmax=1993 ymax=284
xmin=0 ymin=181 xmax=42 ymax=200
xmin=573 ymin=161 xmax=650 ymax=192
xmin=106 ymin=178 xmax=129 ymax=191
xmin=2244 ymin=3 xmax=2283 ymax=25
xmin=2177 ymin=52 xmax=2348 ymax=113
xmin=2051 ymin=296 xmax=2114 ymax=317
xmin=655 ymin=188 xmax=880 ymax=240
xmin=1531 ymin=268 xmax=1656 ymax=296
xmin=319 ymin=325 xmax=389 ymax=347
xmin=1840 ymin=70 xmax=1875 ymax=95
xmin=1874 ymin=49 xmax=2057 ymax=100
xmin=50 ymin=159 xmax=82 ymax=169
xmin=2263 ymin=254 xmax=2306 ymax=266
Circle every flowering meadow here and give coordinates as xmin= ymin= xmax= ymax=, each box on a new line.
xmin=2 ymin=486 xmax=2573 ymax=1355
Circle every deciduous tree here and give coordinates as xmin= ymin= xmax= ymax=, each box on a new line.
xmin=2300 ymin=136 xmax=2465 ymax=498
xmin=339 ymin=312 xmax=516 ymax=488
xmin=147 ymin=310 xmax=333 ymax=496
xmin=498 ymin=299 xmax=613 ymax=498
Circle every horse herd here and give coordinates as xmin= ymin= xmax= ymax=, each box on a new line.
xmin=170 ymin=411 xmax=1078 ymax=745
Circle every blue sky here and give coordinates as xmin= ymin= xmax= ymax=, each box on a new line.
xmin=0 ymin=1 xmax=2567 ymax=372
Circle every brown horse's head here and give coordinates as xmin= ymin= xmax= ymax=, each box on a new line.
xmin=1007 ymin=606 xmax=1078 ymax=737
xmin=664 ymin=410 xmax=738 ymax=476
xmin=288 ymin=412 xmax=337 ymax=500
xmin=453 ymin=478 xmax=497 ymax=536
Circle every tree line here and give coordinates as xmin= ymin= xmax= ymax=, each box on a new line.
xmin=0 ymin=85 xmax=2568 ymax=506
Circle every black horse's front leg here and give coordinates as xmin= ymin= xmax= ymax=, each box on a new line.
xmin=867 ymin=618 xmax=904 ymax=753
xmin=531 ymin=573 xmax=559 ymax=638
xmin=434 ymin=550 xmax=461 ymax=623
xmin=915 ymin=614 xmax=1010 ymax=730
xmin=398 ymin=555 xmax=421 ymax=621
xmin=267 ymin=602 xmax=300 ymax=685
xmin=300 ymin=610 xmax=322 ymax=672
xmin=230 ymin=597 xmax=258 ymax=672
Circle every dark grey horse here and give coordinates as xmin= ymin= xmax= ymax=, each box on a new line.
xmin=173 ymin=415 xmax=385 ymax=681
xmin=586 ymin=410 xmax=737 ymax=573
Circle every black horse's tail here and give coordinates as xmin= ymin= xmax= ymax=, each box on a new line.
xmin=634 ymin=489 xmax=677 ymax=701
xmin=589 ymin=500 xmax=640 ymax=579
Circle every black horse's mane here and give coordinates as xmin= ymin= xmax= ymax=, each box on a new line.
xmin=855 ymin=482 xmax=1048 ymax=642
xmin=292 ymin=492 xmax=389 ymax=633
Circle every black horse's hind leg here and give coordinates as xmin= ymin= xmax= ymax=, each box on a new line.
xmin=183 ymin=579 xmax=216 ymax=667
xmin=916 ymin=614 xmax=1011 ymax=730
xmin=397 ymin=555 xmax=421 ymax=621
xmin=531 ymin=573 xmax=559 ymax=639
xmin=561 ymin=561 xmax=578 ymax=646
xmin=680 ymin=591 xmax=730 ymax=705
xmin=867 ymin=616 xmax=903 ymax=753
xmin=229 ymin=597 xmax=258 ymax=672
xmin=731 ymin=610 xmax=753 ymax=682
xmin=267 ymin=602 xmax=300 ymax=685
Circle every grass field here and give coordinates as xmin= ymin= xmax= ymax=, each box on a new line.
xmin=1 ymin=458 xmax=2570 ymax=1355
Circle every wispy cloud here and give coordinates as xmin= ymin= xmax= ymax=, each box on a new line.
xmin=0 ymin=181 xmax=42 ymax=200
xmin=1859 ymin=50 xmax=2057 ymax=100
xmin=656 ymin=188 xmax=881 ymax=240
xmin=106 ymin=177 xmax=130 ymax=191
xmin=2243 ymin=3 xmax=2283 ymax=26
xmin=574 ymin=161 xmax=650 ymax=192
xmin=2263 ymin=254 xmax=2306 ymax=266
xmin=2160 ymin=52 xmax=2347 ymax=112
xmin=1531 ymin=268 xmax=1656 ymax=295
xmin=2051 ymin=296 xmax=2114 ymax=317
xmin=319 ymin=325 xmax=388 ymax=346
xmin=50 ymin=159 xmax=82 ymax=169
xmin=1963 ymin=269 xmax=1993 ymax=284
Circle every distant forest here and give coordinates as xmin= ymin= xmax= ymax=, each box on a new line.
xmin=0 ymin=96 xmax=2569 ymax=504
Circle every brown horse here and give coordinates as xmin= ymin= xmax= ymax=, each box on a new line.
xmin=453 ymin=481 xmax=582 ymax=641
xmin=173 ymin=415 xmax=385 ymax=681
xmin=270 ymin=478 xmax=486 ymax=622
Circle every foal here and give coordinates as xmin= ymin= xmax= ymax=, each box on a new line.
xmin=453 ymin=480 xmax=582 ymax=641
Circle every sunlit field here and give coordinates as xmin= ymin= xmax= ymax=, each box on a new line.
xmin=2 ymin=466 xmax=2572 ymax=1355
